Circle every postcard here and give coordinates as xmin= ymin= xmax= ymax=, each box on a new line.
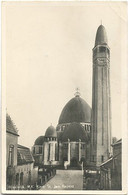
xmin=1 ymin=1 xmax=128 ymax=194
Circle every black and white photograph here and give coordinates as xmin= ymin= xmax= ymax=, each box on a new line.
xmin=1 ymin=1 xmax=127 ymax=193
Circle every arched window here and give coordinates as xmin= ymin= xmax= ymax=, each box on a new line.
xmin=63 ymin=143 xmax=68 ymax=148
xmin=48 ymin=144 xmax=50 ymax=161
xmin=39 ymin=146 xmax=42 ymax=154
xmin=16 ymin=173 xmax=19 ymax=186
xmin=88 ymin=125 xmax=90 ymax=132
xmin=8 ymin=145 xmax=14 ymax=166
xmin=33 ymin=147 xmax=35 ymax=154
xmin=55 ymin=143 xmax=58 ymax=161
xmin=101 ymin=155 xmax=104 ymax=163
xmin=28 ymin=171 xmax=31 ymax=185
xmin=20 ymin=172 xmax=24 ymax=186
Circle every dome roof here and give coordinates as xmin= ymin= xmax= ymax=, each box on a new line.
xmin=95 ymin=25 xmax=108 ymax=47
xmin=35 ymin=136 xmax=44 ymax=145
xmin=61 ymin=122 xmax=87 ymax=142
xmin=45 ymin=125 xmax=57 ymax=138
xmin=58 ymin=96 xmax=91 ymax=124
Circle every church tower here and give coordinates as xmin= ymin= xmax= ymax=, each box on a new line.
xmin=91 ymin=25 xmax=112 ymax=166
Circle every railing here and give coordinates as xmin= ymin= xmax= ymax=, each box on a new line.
xmin=38 ymin=167 xmax=56 ymax=187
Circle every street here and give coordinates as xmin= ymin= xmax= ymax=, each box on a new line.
xmin=40 ymin=170 xmax=83 ymax=190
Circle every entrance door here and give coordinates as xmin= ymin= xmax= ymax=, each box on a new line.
xmin=70 ymin=157 xmax=78 ymax=167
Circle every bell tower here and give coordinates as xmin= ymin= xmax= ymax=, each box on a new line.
xmin=91 ymin=25 xmax=112 ymax=166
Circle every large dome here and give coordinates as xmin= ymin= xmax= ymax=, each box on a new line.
xmin=61 ymin=122 xmax=87 ymax=142
xmin=58 ymin=96 xmax=91 ymax=124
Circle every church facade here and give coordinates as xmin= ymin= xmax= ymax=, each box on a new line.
xmin=33 ymin=93 xmax=91 ymax=168
xmin=32 ymin=25 xmax=112 ymax=169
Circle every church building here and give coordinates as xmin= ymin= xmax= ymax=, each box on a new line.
xmin=33 ymin=91 xmax=91 ymax=167
xmin=32 ymin=25 xmax=112 ymax=169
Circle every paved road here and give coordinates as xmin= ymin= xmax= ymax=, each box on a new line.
xmin=40 ymin=170 xmax=83 ymax=190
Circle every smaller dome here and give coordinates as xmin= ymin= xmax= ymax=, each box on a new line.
xmin=45 ymin=125 xmax=57 ymax=138
xmin=61 ymin=122 xmax=87 ymax=142
xmin=35 ymin=136 xmax=44 ymax=145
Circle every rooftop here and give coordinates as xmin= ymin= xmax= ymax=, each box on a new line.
xmin=17 ymin=144 xmax=34 ymax=165
xmin=6 ymin=113 xmax=19 ymax=136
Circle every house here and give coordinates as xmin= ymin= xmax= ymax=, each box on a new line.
xmin=100 ymin=139 xmax=122 ymax=190
xmin=6 ymin=114 xmax=38 ymax=190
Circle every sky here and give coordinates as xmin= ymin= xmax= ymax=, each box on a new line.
xmin=3 ymin=1 xmax=127 ymax=148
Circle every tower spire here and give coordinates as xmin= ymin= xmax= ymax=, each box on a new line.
xmin=95 ymin=24 xmax=108 ymax=46
xmin=91 ymin=25 xmax=111 ymax=166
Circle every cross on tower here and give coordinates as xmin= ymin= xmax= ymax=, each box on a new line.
xmin=74 ymin=87 xmax=81 ymax=97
